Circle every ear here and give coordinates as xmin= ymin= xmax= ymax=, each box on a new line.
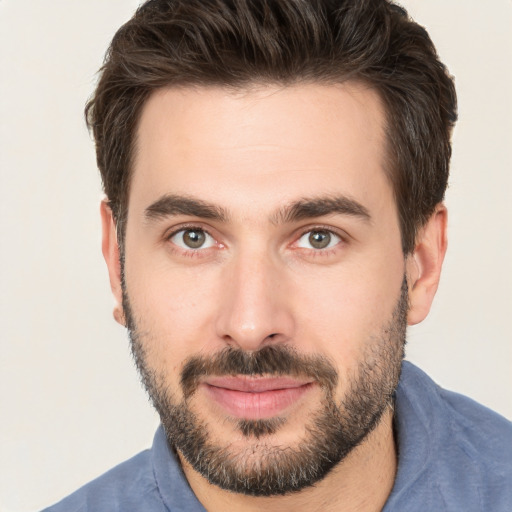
xmin=100 ymin=200 xmax=126 ymax=326
xmin=406 ymin=203 xmax=448 ymax=326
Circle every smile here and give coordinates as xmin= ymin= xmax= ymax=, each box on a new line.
xmin=201 ymin=376 xmax=315 ymax=419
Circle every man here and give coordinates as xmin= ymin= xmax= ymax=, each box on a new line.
xmin=43 ymin=0 xmax=512 ymax=510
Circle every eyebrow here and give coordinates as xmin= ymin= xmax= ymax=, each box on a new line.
xmin=144 ymin=193 xmax=371 ymax=224
xmin=272 ymin=196 xmax=371 ymax=224
xmin=144 ymin=194 xmax=228 ymax=222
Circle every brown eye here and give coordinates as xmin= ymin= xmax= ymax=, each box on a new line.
xmin=297 ymin=229 xmax=340 ymax=250
xmin=309 ymin=231 xmax=331 ymax=249
xmin=170 ymin=228 xmax=214 ymax=250
xmin=183 ymin=230 xmax=205 ymax=248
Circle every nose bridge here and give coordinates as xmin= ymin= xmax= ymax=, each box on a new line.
xmin=215 ymin=244 xmax=293 ymax=350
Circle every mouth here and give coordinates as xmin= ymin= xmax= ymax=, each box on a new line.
xmin=201 ymin=376 xmax=315 ymax=419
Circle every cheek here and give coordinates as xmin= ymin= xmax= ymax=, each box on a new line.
xmin=124 ymin=255 xmax=222 ymax=376
xmin=290 ymin=257 xmax=404 ymax=363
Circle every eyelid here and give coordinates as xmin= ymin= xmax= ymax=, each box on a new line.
xmin=296 ymin=231 xmax=340 ymax=249
xmin=164 ymin=223 xmax=219 ymax=252
xmin=165 ymin=222 xmax=213 ymax=239
xmin=296 ymin=224 xmax=348 ymax=240
xmin=292 ymin=225 xmax=348 ymax=251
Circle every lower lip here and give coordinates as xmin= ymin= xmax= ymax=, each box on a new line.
xmin=203 ymin=383 xmax=313 ymax=419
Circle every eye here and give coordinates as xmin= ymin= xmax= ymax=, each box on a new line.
xmin=169 ymin=228 xmax=216 ymax=250
xmin=296 ymin=229 xmax=341 ymax=250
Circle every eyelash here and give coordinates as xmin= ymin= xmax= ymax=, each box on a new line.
xmin=293 ymin=225 xmax=346 ymax=255
xmin=165 ymin=224 xmax=219 ymax=258
xmin=164 ymin=224 xmax=347 ymax=258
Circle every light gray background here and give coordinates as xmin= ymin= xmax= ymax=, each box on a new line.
xmin=1 ymin=1 xmax=511 ymax=511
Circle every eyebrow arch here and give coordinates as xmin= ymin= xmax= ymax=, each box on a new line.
xmin=144 ymin=194 xmax=228 ymax=222
xmin=273 ymin=196 xmax=371 ymax=224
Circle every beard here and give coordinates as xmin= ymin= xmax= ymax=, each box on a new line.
xmin=123 ymin=277 xmax=408 ymax=497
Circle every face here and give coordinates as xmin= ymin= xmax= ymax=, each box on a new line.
xmin=116 ymin=83 xmax=410 ymax=495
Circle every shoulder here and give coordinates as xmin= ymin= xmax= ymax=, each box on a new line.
xmin=395 ymin=362 xmax=512 ymax=510
xmin=42 ymin=425 xmax=205 ymax=512
xmin=401 ymin=361 xmax=512 ymax=461
xmin=41 ymin=449 xmax=165 ymax=512
xmin=437 ymin=380 xmax=512 ymax=474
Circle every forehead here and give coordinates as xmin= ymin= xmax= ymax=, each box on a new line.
xmin=130 ymin=82 xmax=392 ymax=220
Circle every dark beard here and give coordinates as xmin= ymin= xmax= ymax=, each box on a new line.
xmin=123 ymin=278 xmax=408 ymax=496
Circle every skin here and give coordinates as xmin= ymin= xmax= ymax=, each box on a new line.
xmin=101 ymin=82 xmax=447 ymax=511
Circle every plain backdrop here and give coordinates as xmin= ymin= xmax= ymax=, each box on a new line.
xmin=0 ymin=1 xmax=511 ymax=511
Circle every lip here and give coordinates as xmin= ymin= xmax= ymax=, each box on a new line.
xmin=202 ymin=376 xmax=314 ymax=419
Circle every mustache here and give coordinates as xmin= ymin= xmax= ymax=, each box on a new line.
xmin=180 ymin=344 xmax=338 ymax=399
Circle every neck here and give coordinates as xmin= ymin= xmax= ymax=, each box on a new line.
xmin=180 ymin=407 xmax=397 ymax=512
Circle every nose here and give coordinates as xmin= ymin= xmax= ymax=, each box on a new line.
xmin=214 ymin=249 xmax=295 ymax=351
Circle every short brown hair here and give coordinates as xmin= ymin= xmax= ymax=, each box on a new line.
xmin=86 ymin=0 xmax=457 ymax=253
